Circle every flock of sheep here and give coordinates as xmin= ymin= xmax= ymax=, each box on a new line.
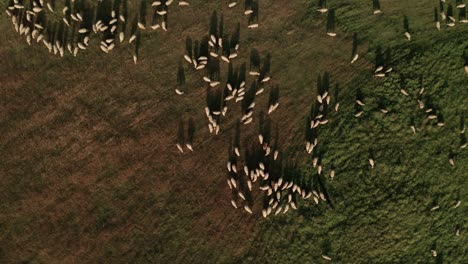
xmin=5 ymin=0 xmax=190 ymax=62
xmin=171 ymin=2 xmax=465 ymax=260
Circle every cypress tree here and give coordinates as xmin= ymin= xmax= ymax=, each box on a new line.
xmin=56 ymin=21 xmax=65 ymax=47
xmin=185 ymin=37 xmax=193 ymax=59
xmin=164 ymin=12 xmax=169 ymax=30
xmin=81 ymin=4 xmax=94 ymax=33
xmin=372 ymin=0 xmax=380 ymax=12
xmin=250 ymin=48 xmax=261 ymax=71
xmin=177 ymin=62 xmax=185 ymax=87
xmin=177 ymin=119 xmax=185 ymax=146
xmin=208 ymin=57 xmax=220 ymax=81
xmin=440 ymin=0 xmax=444 ymax=13
xmin=134 ymin=30 xmax=141 ymax=61
xmin=193 ymin=40 xmax=200 ymax=61
xmin=447 ymin=4 xmax=454 ymax=22
xmin=460 ymin=111 xmax=466 ymax=132
xmin=209 ymin=11 xmax=218 ymax=38
xmin=227 ymin=63 xmax=234 ymax=86
xmin=119 ymin=1 xmax=128 ymax=38
xmin=151 ymin=9 xmax=159 ymax=28
xmin=384 ymin=48 xmax=392 ymax=69
xmin=272 ymin=123 xmax=280 ymax=151
xmin=232 ymin=66 xmax=239 ymax=91
xmin=258 ymin=111 xmax=265 ymax=136
xmin=222 ymin=36 xmax=231 ymax=57
xmin=305 ymin=116 xmax=312 ymax=142
xmin=268 ymin=85 xmax=279 ymax=108
xmin=122 ymin=0 xmax=128 ymax=22
xmin=230 ymin=23 xmax=241 ymax=51
xmin=461 ymin=133 xmax=467 ymax=149
xmin=199 ymin=36 xmax=210 ymax=58
xmin=250 ymin=1 xmax=259 ymax=23
xmin=238 ymin=63 xmax=246 ymax=88
xmin=97 ymin=0 xmax=113 ymax=25
xmin=464 ymin=48 xmax=468 ymax=69
xmin=187 ymin=117 xmax=195 ymax=147
xmin=263 ymin=115 xmax=272 ymax=145
xmin=459 ymin=7 xmax=466 ymax=21
xmin=326 ymin=8 xmax=335 ymax=33
xmin=130 ymin=16 xmax=138 ymax=39
xmin=261 ymin=53 xmax=271 ymax=76
xmin=403 ymin=15 xmax=409 ymax=33
xmin=242 ymin=81 xmax=257 ymax=115
xmin=374 ymin=46 xmax=384 ymax=69
xmin=316 ymin=75 xmax=322 ymax=96
xmin=219 ymin=13 xmax=224 ymax=41
xmin=139 ymin=0 xmax=147 ymax=27
xmin=64 ymin=0 xmax=71 ymax=24
xmin=351 ymin=33 xmax=358 ymax=57
xmin=49 ymin=22 xmax=57 ymax=47
xmin=62 ymin=26 xmax=69 ymax=53
xmin=245 ymin=0 xmax=253 ymax=12
xmin=322 ymin=72 xmax=330 ymax=93
xmin=318 ymin=0 xmax=327 ymax=9
xmin=113 ymin=0 xmax=121 ymax=19
xmin=355 ymin=88 xmax=364 ymax=105
xmin=234 ymin=119 xmax=241 ymax=151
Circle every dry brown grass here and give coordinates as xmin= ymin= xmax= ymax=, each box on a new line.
xmin=0 ymin=1 xmax=375 ymax=262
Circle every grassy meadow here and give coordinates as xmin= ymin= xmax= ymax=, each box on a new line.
xmin=0 ymin=0 xmax=467 ymax=263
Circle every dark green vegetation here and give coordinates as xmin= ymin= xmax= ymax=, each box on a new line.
xmin=0 ymin=0 xmax=466 ymax=263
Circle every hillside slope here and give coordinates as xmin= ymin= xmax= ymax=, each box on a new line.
xmin=0 ymin=0 xmax=467 ymax=263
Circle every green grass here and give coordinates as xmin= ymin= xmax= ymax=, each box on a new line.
xmin=244 ymin=1 xmax=468 ymax=263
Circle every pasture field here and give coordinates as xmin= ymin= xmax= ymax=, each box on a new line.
xmin=0 ymin=0 xmax=466 ymax=263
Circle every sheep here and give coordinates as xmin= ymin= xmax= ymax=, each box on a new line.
xmin=404 ymin=32 xmax=411 ymax=41
xmin=231 ymin=199 xmax=238 ymax=208
xmin=351 ymin=53 xmax=359 ymax=64
xmin=354 ymin=111 xmax=364 ymax=117
xmin=449 ymin=158 xmax=455 ymax=166
xmin=274 ymin=206 xmax=283 ymax=215
xmin=176 ymin=143 xmax=184 ymax=153
xmin=356 ymin=99 xmax=365 ymax=106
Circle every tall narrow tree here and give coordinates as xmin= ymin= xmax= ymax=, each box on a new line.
xmin=187 ymin=117 xmax=195 ymax=151
xmin=176 ymin=119 xmax=185 ymax=153
xmin=372 ymin=0 xmax=381 ymax=14
xmin=326 ymin=8 xmax=336 ymax=35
